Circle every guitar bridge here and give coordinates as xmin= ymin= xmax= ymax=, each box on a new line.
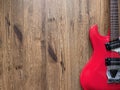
xmin=105 ymin=58 xmax=120 ymax=83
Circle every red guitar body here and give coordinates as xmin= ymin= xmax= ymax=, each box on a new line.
xmin=80 ymin=25 xmax=120 ymax=90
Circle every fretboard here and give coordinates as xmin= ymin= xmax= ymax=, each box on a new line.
xmin=110 ymin=0 xmax=119 ymax=41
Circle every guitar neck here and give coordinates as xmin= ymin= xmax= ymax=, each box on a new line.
xmin=110 ymin=0 xmax=119 ymax=41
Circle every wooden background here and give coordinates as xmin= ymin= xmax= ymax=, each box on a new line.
xmin=0 ymin=0 xmax=116 ymax=90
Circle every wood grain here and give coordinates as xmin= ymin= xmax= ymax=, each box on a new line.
xmin=0 ymin=0 xmax=117 ymax=90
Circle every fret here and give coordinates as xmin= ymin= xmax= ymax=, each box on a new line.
xmin=110 ymin=12 xmax=118 ymax=14
xmin=111 ymin=25 xmax=119 ymax=27
xmin=111 ymin=23 xmax=119 ymax=25
xmin=111 ymin=22 xmax=119 ymax=24
xmin=111 ymin=20 xmax=119 ymax=22
xmin=110 ymin=14 xmax=119 ymax=15
xmin=111 ymin=25 xmax=119 ymax=26
xmin=110 ymin=15 xmax=118 ymax=16
xmin=111 ymin=17 xmax=119 ymax=19
xmin=110 ymin=4 xmax=118 ymax=6
xmin=110 ymin=11 xmax=118 ymax=12
xmin=110 ymin=9 xmax=118 ymax=10
xmin=111 ymin=19 xmax=119 ymax=21
xmin=111 ymin=0 xmax=118 ymax=2
xmin=111 ymin=3 xmax=117 ymax=6
xmin=111 ymin=21 xmax=119 ymax=22
xmin=110 ymin=9 xmax=118 ymax=11
xmin=111 ymin=17 xmax=119 ymax=18
xmin=110 ymin=6 xmax=118 ymax=8
xmin=111 ymin=27 xmax=119 ymax=28
xmin=110 ymin=6 xmax=118 ymax=7
xmin=110 ymin=5 xmax=118 ymax=7
xmin=110 ymin=10 xmax=118 ymax=12
xmin=111 ymin=33 xmax=119 ymax=35
xmin=111 ymin=32 xmax=119 ymax=34
xmin=111 ymin=34 xmax=119 ymax=36
xmin=111 ymin=27 xmax=119 ymax=29
xmin=111 ymin=24 xmax=119 ymax=26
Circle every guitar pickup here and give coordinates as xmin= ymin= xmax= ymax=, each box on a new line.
xmin=105 ymin=58 xmax=120 ymax=66
xmin=105 ymin=58 xmax=120 ymax=83
xmin=105 ymin=39 xmax=120 ymax=50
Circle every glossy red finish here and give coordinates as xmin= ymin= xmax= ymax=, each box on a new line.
xmin=80 ymin=25 xmax=120 ymax=90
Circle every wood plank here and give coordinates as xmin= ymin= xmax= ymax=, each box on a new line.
xmin=3 ymin=0 xmax=14 ymax=90
xmin=11 ymin=0 xmax=25 ymax=90
xmin=0 ymin=0 xmax=115 ymax=90
xmin=23 ymin=0 xmax=46 ymax=90
xmin=0 ymin=0 xmax=4 ymax=90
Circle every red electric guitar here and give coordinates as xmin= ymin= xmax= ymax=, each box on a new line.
xmin=80 ymin=0 xmax=120 ymax=90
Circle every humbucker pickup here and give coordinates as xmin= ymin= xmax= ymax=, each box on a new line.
xmin=105 ymin=39 xmax=120 ymax=50
xmin=105 ymin=58 xmax=120 ymax=66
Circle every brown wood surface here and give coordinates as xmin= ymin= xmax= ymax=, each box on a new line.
xmin=0 ymin=0 xmax=116 ymax=90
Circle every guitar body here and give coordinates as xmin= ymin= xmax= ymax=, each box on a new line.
xmin=80 ymin=25 xmax=120 ymax=90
